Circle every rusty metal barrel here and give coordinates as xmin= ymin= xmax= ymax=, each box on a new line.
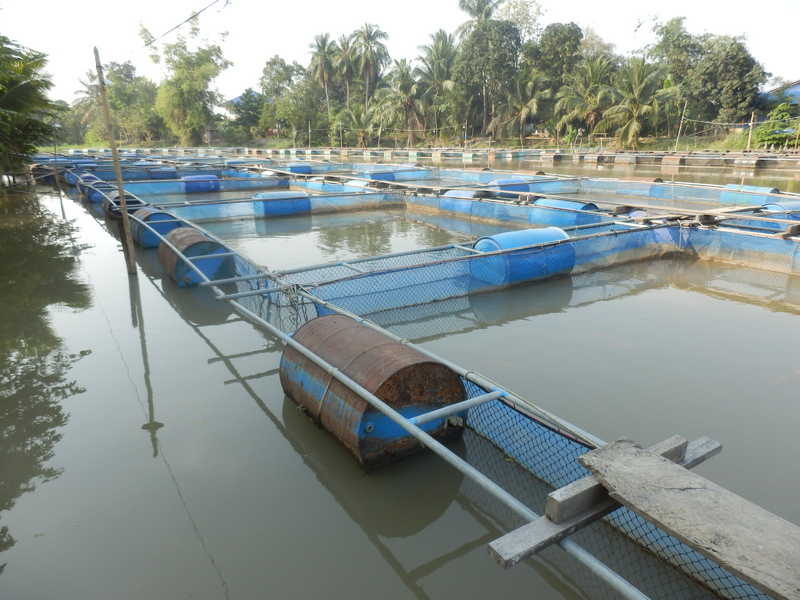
xmin=280 ymin=314 xmax=466 ymax=470
xmin=157 ymin=227 xmax=235 ymax=287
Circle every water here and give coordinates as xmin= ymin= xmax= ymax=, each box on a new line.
xmin=1 ymin=167 xmax=799 ymax=599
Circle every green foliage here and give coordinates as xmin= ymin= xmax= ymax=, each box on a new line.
xmin=0 ymin=36 xmax=58 ymax=172
xmin=526 ymin=22 xmax=583 ymax=92
xmin=259 ymin=55 xmax=304 ymax=100
xmin=274 ymin=78 xmax=329 ymax=146
xmin=594 ymin=57 xmax=676 ymax=149
xmin=106 ymin=62 xmax=162 ymax=143
xmin=143 ymin=17 xmax=232 ymax=145
xmin=227 ymin=88 xmax=267 ymax=139
xmin=454 ymin=20 xmax=521 ymax=134
xmin=754 ymin=103 xmax=797 ymax=147
xmin=687 ymin=35 xmax=766 ymax=123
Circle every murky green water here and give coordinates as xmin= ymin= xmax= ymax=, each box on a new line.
xmin=1 ymin=168 xmax=799 ymax=599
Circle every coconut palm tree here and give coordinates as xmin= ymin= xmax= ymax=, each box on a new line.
xmin=336 ymin=105 xmax=379 ymax=147
xmin=376 ymin=59 xmax=425 ymax=147
xmin=0 ymin=37 xmax=56 ymax=171
xmin=334 ymin=34 xmax=358 ymax=110
xmin=353 ymin=23 xmax=389 ymax=111
xmin=487 ymin=71 xmax=550 ymax=146
xmin=416 ymin=30 xmax=458 ymax=140
xmin=455 ymin=0 xmax=506 ymax=39
xmin=308 ymin=33 xmax=338 ymax=116
xmin=594 ymin=57 xmax=676 ymax=149
xmin=555 ymin=54 xmax=616 ymax=140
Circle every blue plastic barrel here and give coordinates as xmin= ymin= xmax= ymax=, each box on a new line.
xmin=720 ymin=184 xmax=780 ymax=205
xmin=442 ymin=189 xmax=481 ymax=200
xmin=363 ymin=169 xmax=396 ymax=181
xmin=130 ymin=208 xmax=184 ymax=248
xmin=181 ymin=174 xmax=220 ymax=193
xmin=149 ymin=167 xmax=178 ymax=180
xmin=254 ymin=191 xmax=312 ymax=217
xmin=471 ymin=227 xmax=575 ymax=286
xmin=86 ymin=182 xmax=116 ymax=203
xmin=487 ymin=177 xmax=534 ymax=195
xmin=286 ymin=163 xmax=313 ymax=174
xmin=533 ymin=198 xmax=598 ymax=211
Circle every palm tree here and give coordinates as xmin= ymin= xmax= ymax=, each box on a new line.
xmin=353 ymin=23 xmax=389 ymax=111
xmin=72 ymin=70 xmax=103 ymax=128
xmin=336 ymin=105 xmax=379 ymax=147
xmin=455 ymin=0 xmax=506 ymax=39
xmin=556 ymin=54 xmax=616 ymax=140
xmin=416 ymin=30 xmax=458 ymax=140
xmin=488 ymin=72 xmax=550 ymax=146
xmin=334 ymin=34 xmax=358 ymax=110
xmin=308 ymin=33 xmax=338 ymax=116
xmin=376 ymin=59 xmax=425 ymax=147
xmin=0 ymin=38 xmax=56 ymax=171
xmin=594 ymin=57 xmax=677 ymax=149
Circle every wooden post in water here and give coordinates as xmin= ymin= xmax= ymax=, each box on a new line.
xmin=94 ymin=47 xmax=137 ymax=276
xmin=746 ymin=111 xmax=756 ymax=152
xmin=674 ymin=101 xmax=688 ymax=153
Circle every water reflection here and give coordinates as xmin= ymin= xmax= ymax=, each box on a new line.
xmin=0 ymin=192 xmax=91 ymax=574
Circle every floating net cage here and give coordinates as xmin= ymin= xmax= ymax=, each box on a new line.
xmin=119 ymin=179 xmax=800 ymax=600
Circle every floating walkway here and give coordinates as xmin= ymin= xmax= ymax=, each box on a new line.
xmin=54 ymin=155 xmax=800 ymax=600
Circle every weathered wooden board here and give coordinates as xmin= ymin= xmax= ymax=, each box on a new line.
xmin=579 ymin=438 xmax=800 ymax=600
xmin=488 ymin=436 xmax=721 ymax=568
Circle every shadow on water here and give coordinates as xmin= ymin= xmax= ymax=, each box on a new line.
xmin=0 ymin=191 xmax=91 ymax=574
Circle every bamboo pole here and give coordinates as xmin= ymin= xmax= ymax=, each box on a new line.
xmin=746 ymin=111 xmax=756 ymax=152
xmin=94 ymin=47 xmax=137 ymax=276
xmin=674 ymin=101 xmax=688 ymax=153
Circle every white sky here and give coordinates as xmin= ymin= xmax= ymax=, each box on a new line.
xmin=3 ymin=0 xmax=797 ymax=104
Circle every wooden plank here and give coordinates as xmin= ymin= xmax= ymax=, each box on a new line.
xmin=488 ymin=436 xmax=721 ymax=568
xmin=546 ymin=435 xmax=687 ymax=524
xmin=488 ymin=498 xmax=619 ymax=569
xmin=579 ymin=438 xmax=800 ymax=600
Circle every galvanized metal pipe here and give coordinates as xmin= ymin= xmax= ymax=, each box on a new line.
xmin=224 ymin=295 xmax=648 ymax=599
xmin=408 ymin=390 xmax=505 ymax=425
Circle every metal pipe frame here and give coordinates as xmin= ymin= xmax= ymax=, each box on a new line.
xmin=126 ymin=200 xmax=650 ymax=598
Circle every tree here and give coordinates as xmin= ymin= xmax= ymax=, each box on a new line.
xmin=686 ymin=34 xmax=766 ymax=123
xmin=309 ymin=33 xmax=338 ymax=115
xmin=376 ymin=59 xmax=425 ymax=146
xmin=556 ymin=54 xmax=616 ymax=138
xmin=455 ymin=0 xmax=507 ymax=39
xmin=595 ymin=57 xmax=677 ymax=149
xmin=525 ymin=22 xmax=583 ymax=94
xmin=0 ymin=36 xmax=58 ymax=173
xmin=353 ymin=23 xmax=389 ymax=111
xmin=416 ymin=30 xmax=458 ymax=138
xmin=274 ymin=77 xmax=327 ymax=146
xmin=142 ymin=17 xmax=232 ymax=145
xmin=259 ymin=55 xmax=304 ymax=101
xmin=648 ymin=18 xmax=701 ymax=86
xmin=226 ymin=88 xmax=267 ymax=140
xmin=106 ymin=62 xmax=161 ymax=143
xmin=334 ymin=34 xmax=359 ymax=110
xmin=71 ymin=70 xmax=105 ymax=144
xmin=454 ymin=20 xmax=521 ymax=135
xmin=335 ymin=105 xmax=379 ymax=147
xmin=754 ymin=103 xmax=797 ymax=148
xmin=488 ymin=72 xmax=550 ymax=146
xmin=495 ymin=0 xmax=542 ymax=43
